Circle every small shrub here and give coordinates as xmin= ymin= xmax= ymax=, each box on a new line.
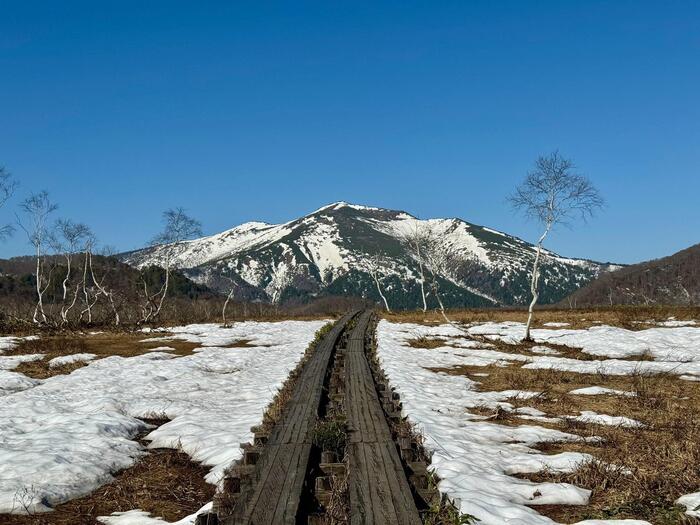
xmin=312 ymin=420 xmax=347 ymax=458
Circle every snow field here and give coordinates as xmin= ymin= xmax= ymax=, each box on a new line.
xmin=374 ymin=319 xmax=700 ymax=524
xmin=378 ymin=321 xmax=591 ymax=525
xmin=0 ymin=320 xmax=326 ymax=515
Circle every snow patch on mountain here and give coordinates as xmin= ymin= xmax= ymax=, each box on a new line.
xmin=122 ymin=202 xmax=618 ymax=307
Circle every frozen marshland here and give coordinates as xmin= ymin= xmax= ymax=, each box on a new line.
xmin=1 ymin=317 xmax=699 ymax=524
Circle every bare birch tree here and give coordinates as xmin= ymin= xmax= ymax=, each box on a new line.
xmin=0 ymin=168 xmax=17 ymax=240
xmin=367 ymin=255 xmax=391 ymax=313
xmin=51 ymin=219 xmax=92 ymax=326
xmin=89 ymin=246 xmax=121 ymax=326
xmin=141 ymin=208 xmax=202 ymax=322
xmin=221 ymin=270 xmax=238 ymax=327
xmin=509 ymin=151 xmax=603 ymax=341
xmin=79 ymin=233 xmax=100 ymax=323
xmin=423 ymin=232 xmax=454 ymax=324
xmin=17 ymin=191 xmax=58 ymax=324
xmin=396 ymin=221 xmax=430 ymax=312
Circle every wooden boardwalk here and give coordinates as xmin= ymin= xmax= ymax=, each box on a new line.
xmin=216 ymin=310 xmax=421 ymax=525
xmin=224 ymin=311 xmax=355 ymax=525
xmin=344 ymin=312 xmax=422 ymax=525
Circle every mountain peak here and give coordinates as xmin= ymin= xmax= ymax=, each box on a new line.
xmin=122 ymin=202 xmax=617 ymax=309
xmin=310 ymin=201 xmax=415 ymax=219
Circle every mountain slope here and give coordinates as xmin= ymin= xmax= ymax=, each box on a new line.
xmin=562 ymin=243 xmax=700 ymax=306
xmin=122 ymin=202 xmax=618 ymax=309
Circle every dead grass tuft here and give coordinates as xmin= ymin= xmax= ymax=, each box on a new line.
xmin=0 ymin=419 xmax=214 ymax=525
xmin=434 ymin=360 xmax=700 ymax=523
xmin=383 ymin=306 xmax=700 ymax=331
xmin=528 ymin=373 xmax=700 ymax=524
xmin=9 ymin=332 xmax=255 ymax=379
xmin=405 ymin=336 xmax=447 ymax=349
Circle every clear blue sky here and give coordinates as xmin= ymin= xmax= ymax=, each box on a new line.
xmin=1 ymin=1 xmax=698 ymax=264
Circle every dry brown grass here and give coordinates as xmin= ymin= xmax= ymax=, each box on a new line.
xmin=405 ymin=336 xmax=448 ymax=349
xmin=437 ymin=361 xmax=700 ymax=523
xmin=9 ymin=332 xmax=254 ymax=379
xmin=525 ymin=385 xmax=700 ymax=524
xmin=463 ymin=331 xmax=611 ymax=362
xmin=383 ymin=306 xmax=700 ymax=330
xmin=0 ymin=418 xmax=215 ymax=525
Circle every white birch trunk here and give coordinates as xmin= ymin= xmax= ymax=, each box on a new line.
xmin=370 ymin=269 xmax=391 ymax=313
xmin=524 ymin=225 xmax=551 ymax=341
xmin=222 ymin=288 xmax=235 ymax=326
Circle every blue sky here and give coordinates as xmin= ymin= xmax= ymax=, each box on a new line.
xmin=1 ymin=1 xmax=698 ymax=263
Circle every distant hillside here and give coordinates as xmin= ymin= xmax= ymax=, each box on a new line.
xmin=562 ymin=243 xmax=700 ymax=306
xmin=0 ymin=255 xmax=219 ymax=326
xmin=122 ymin=201 xmax=619 ymax=309
xmin=0 ymin=255 xmax=215 ymax=301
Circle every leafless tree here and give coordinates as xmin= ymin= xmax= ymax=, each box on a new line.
xmin=396 ymin=221 xmax=431 ymax=312
xmin=51 ymin=219 xmax=92 ymax=326
xmin=89 ymin=246 xmax=121 ymax=326
xmin=509 ymin=151 xmax=603 ymax=341
xmin=79 ymin=233 xmax=100 ymax=323
xmin=17 ymin=191 xmax=58 ymax=324
xmin=0 ymin=167 xmax=18 ymax=240
xmin=221 ymin=268 xmax=238 ymax=326
xmin=142 ymin=208 xmax=202 ymax=322
xmin=423 ymin=232 xmax=454 ymax=324
xmin=366 ymin=255 xmax=391 ymax=313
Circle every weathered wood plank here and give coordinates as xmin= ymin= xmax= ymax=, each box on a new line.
xmin=345 ymin=313 xmax=421 ymax=525
xmin=225 ymin=312 xmax=355 ymax=525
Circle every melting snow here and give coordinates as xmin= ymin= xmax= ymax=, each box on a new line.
xmin=0 ymin=320 xmax=325 ymax=514
xmin=0 ymin=370 xmax=42 ymax=396
xmin=376 ymin=320 xmax=694 ymax=524
xmin=468 ymin=321 xmax=700 ymax=376
xmin=569 ymin=386 xmax=635 ymax=397
xmin=0 ymin=353 xmax=44 ymax=370
xmin=48 ymin=353 xmax=97 ymax=368
xmin=564 ymin=411 xmax=643 ymax=428
xmin=98 ymin=503 xmax=213 ymax=524
xmin=377 ymin=320 xmax=593 ymax=525
xmin=677 ymin=491 xmax=700 ymax=518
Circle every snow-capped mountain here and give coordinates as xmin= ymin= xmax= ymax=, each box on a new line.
xmin=121 ymin=202 xmax=619 ymax=308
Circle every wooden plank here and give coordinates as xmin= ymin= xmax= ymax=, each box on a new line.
xmin=225 ymin=312 xmax=356 ymax=525
xmin=345 ymin=313 xmax=422 ymax=525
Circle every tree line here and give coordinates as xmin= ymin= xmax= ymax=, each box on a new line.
xmin=0 ymin=168 xmax=207 ymax=328
xmin=1 ymin=152 xmax=604 ymax=341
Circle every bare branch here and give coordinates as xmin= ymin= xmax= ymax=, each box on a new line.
xmin=0 ymin=167 xmax=18 ymax=240
xmin=17 ymin=191 xmax=59 ymax=324
xmin=141 ymin=207 xmax=202 ymax=322
xmin=509 ymin=151 xmax=604 ymax=340
xmin=150 ymin=207 xmax=203 ymax=248
xmin=509 ymin=151 xmax=604 ymax=229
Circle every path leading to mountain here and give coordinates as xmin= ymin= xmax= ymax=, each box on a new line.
xmin=198 ymin=310 xmax=426 ymax=525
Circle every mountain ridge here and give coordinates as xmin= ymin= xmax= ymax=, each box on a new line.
xmin=561 ymin=242 xmax=699 ymax=306
xmin=122 ymin=202 xmax=620 ymax=309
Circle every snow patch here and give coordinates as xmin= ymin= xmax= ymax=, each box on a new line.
xmin=48 ymin=353 xmax=97 ymax=368
xmin=676 ymin=491 xmax=700 ymax=518
xmin=0 ymin=353 xmax=44 ymax=370
xmin=0 ymin=320 xmax=325 ymax=514
xmin=377 ymin=320 xmax=593 ymax=525
xmin=98 ymin=503 xmax=213 ymax=525
xmin=564 ymin=411 xmax=643 ymax=428
xmin=569 ymin=386 xmax=635 ymax=397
